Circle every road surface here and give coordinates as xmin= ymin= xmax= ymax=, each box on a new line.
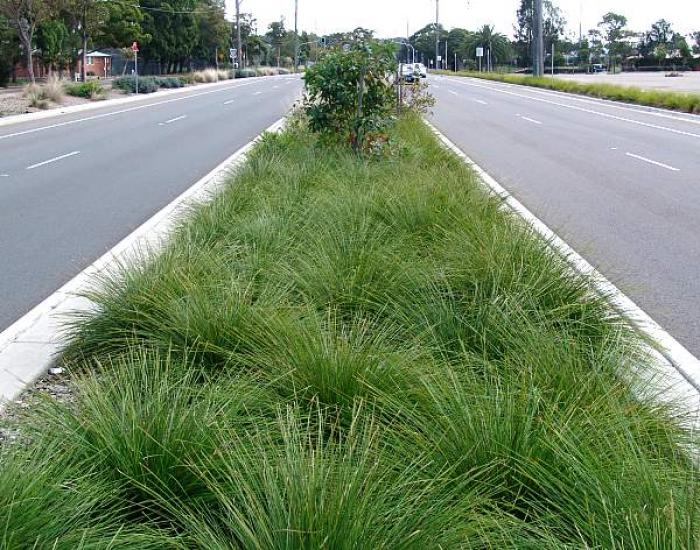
xmin=0 ymin=76 xmax=302 ymax=332
xmin=429 ymin=74 xmax=700 ymax=356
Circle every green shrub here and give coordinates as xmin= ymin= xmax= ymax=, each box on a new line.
xmin=65 ymin=80 xmax=104 ymax=99
xmin=113 ymin=75 xmax=159 ymax=94
xmin=156 ymin=76 xmax=186 ymax=88
xmin=235 ymin=68 xmax=257 ymax=78
xmin=303 ymin=35 xmax=397 ymax=151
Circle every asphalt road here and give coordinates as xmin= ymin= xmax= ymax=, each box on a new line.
xmin=429 ymin=74 xmax=700 ymax=357
xmin=0 ymin=75 xmax=302 ymax=332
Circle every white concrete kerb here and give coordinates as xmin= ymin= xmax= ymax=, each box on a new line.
xmin=0 ymin=116 xmax=287 ymax=409
xmin=424 ymin=118 xmax=700 ymax=421
xmin=0 ymin=74 xmax=296 ymax=130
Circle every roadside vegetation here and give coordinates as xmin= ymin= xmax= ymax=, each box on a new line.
xmin=439 ymin=70 xmax=700 ymax=114
xmin=1 ymin=38 xmax=698 ymax=548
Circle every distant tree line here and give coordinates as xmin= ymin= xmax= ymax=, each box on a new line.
xmin=0 ymin=0 xmax=317 ymax=86
xmin=405 ymin=0 xmax=699 ymax=73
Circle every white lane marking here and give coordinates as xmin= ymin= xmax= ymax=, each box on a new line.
xmin=451 ymin=79 xmax=700 ymax=140
xmin=254 ymin=91 xmax=263 ymax=95
xmin=518 ymin=115 xmax=543 ymax=125
xmin=26 ymin=150 xmax=80 ymax=170
xmin=159 ymin=115 xmax=187 ymax=126
xmin=431 ymin=84 xmax=440 ymax=89
xmin=425 ymin=118 xmax=700 ymax=415
xmin=472 ymin=98 xmax=488 ymax=105
xmin=449 ymin=90 xmax=458 ymax=96
xmin=610 ymin=147 xmax=618 ymax=150
xmin=223 ymin=99 xmax=235 ymax=105
xmin=481 ymin=78 xmax=700 ymax=127
xmin=0 ymin=174 xmax=9 ymax=177
xmin=0 ymin=81 xmax=258 ymax=141
xmin=626 ymin=152 xmax=680 ymax=172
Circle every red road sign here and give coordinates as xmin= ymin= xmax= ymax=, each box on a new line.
xmin=131 ymin=41 xmax=139 ymax=53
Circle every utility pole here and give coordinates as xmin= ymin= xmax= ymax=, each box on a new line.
xmin=533 ymin=0 xmax=544 ymax=76
xmin=235 ymin=0 xmax=243 ymax=69
xmin=294 ymin=0 xmax=299 ymax=72
xmin=435 ymin=0 xmax=439 ymax=71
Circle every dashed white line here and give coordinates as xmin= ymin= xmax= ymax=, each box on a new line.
xmin=254 ymin=91 xmax=263 ymax=95
xmin=223 ymin=99 xmax=235 ymax=105
xmin=0 ymin=174 xmax=9 ymax=177
xmin=472 ymin=98 xmax=488 ymax=105
xmin=625 ymin=152 xmax=680 ymax=172
xmin=517 ymin=114 xmax=543 ymax=125
xmin=0 ymin=80 xmax=257 ymax=142
xmin=451 ymin=79 xmax=700 ymax=140
xmin=26 ymin=151 xmax=80 ymax=170
xmin=159 ymin=115 xmax=187 ymax=126
xmin=449 ymin=90 xmax=458 ymax=96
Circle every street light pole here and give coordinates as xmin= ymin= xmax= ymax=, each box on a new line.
xmin=294 ymin=0 xmax=299 ymax=72
xmin=533 ymin=0 xmax=544 ymax=76
xmin=235 ymin=0 xmax=243 ymax=68
xmin=435 ymin=0 xmax=439 ymax=70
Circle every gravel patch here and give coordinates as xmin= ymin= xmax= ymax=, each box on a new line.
xmin=0 ymin=369 xmax=75 ymax=448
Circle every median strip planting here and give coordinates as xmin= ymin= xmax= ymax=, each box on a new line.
xmin=1 ymin=39 xmax=698 ymax=547
xmin=440 ymin=70 xmax=700 ymax=114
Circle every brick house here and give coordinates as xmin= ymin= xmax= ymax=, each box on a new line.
xmin=78 ymin=51 xmax=113 ymax=79
xmin=13 ymin=50 xmax=112 ymax=81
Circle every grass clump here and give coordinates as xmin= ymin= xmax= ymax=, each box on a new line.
xmin=441 ymin=70 xmax=700 ymax=114
xmin=3 ymin=113 xmax=698 ymax=546
xmin=22 ymin=76 xmax=67 ymax=108
xmin=65 ymin=80 xmax=105 ymax=99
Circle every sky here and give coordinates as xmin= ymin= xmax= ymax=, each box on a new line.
xmin=225 ymin=0 xmax=699 ymax=39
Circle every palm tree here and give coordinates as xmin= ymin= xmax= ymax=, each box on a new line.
xmin=464 ymin=25 xmax=511 ymax=70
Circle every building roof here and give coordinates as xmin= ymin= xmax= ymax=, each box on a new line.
xmin=86 ymin=51 xmax=112 ymax=58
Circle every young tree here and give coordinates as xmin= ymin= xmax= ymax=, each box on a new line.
xmin=514 ymin=0 xmax=566 ymax=67
xmin=0 ymin=13 xmax=21 ymax=85
xmin=38 ymin=17 xmax=68 ymax=74
xmin=0 ymin=0 xmax=54 ymax=83
xmin=598 ymin=12 xmax=627 ymax=73
xmin=465 ymin=25 xmax=510 ymax=70
xmin=692 ymin=31 xmax=700 ymax=54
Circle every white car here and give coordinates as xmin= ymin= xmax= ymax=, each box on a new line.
xmin=399 ymin=63 xmax=418 ymax=82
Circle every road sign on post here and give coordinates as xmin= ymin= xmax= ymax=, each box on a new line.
xmin=476 ymin=47 xmax=483 ymax=57
xmin=229 ymin=48 xmax=237 ymax=61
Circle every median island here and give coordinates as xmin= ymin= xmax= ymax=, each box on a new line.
xmin=1 ymin=38 xmax=698 ymax=547
xmin=438 ymin=70 xmax=700 ymax=114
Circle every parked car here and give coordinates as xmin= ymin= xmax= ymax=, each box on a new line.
xmin=414 ymin=63 xmax=427 ymax=78
xmin=399 ymin=63 xmax=417 ymax=82
xmin=592 ymin=63 xmax=607 ymax=73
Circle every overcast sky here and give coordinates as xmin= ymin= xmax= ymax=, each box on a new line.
xmin=226 ymin=0 xmax=699 ymax=39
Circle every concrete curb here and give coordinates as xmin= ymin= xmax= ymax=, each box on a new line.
xmin=0 ymin=74 xmax=295 ymax=130
xmin=0 ymin=117 xmax=287 ymax=409
xmin=425 ymin=118 xmax=700 ymax=418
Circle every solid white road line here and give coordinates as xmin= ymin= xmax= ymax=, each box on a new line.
xmin=425 ymin=118 xmax=700 ymax=419
xmin=626 ymin=152 xmax=680 ymax=172
xmin=0 ymin=117 xmax=287 ymax=409
xmin=451 ymin=79 xmax=700 ymax=140
xmin=480 ymin=78 xmax=700 ymax=127
xmin=26 ymin=151 xmax=80 ymax=171
xmin=0 ymin=80 xmax=258 ymax=142
xmin=518 ymin=115 xmax=543 ymax=125
xmin=159 ymin=115 xmax=187 ymax=126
